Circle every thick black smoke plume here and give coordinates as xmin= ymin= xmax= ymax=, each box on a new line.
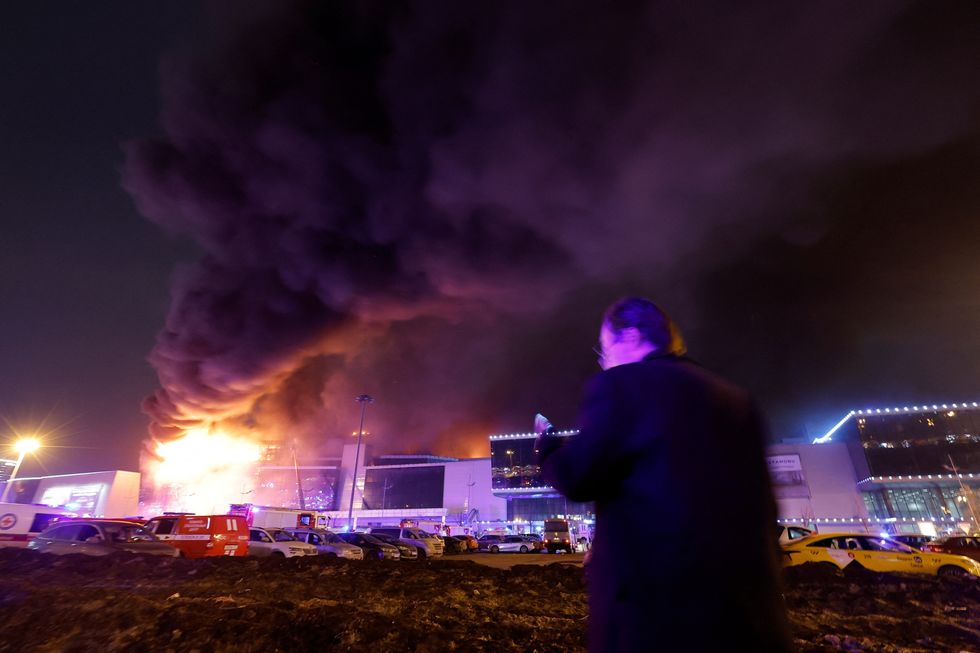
xmin=125 ymin=1 xmax=980 ymax=454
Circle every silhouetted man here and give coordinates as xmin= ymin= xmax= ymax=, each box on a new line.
xmin=537 ymin=297 xmax=792 ymax=652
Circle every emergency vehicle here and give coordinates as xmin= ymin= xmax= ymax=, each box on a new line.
xmin=543 ymin=518 xmax=574 ymax=553
xmin=0 ymin=502 xmax=74 ymax=548
xmin=143 ymin=514 xmax=249 ymax=557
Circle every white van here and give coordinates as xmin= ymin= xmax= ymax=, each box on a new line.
xmin=247 ymin=526 xmax=318 ymax=558
xmin=366 ymin=526 xmax=444 ymax=558
xmin=0 ymin=503 xmax=74 ymax=548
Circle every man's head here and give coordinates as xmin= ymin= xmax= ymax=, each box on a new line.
xmin=597 ymin=297 xmax=686 ymax=369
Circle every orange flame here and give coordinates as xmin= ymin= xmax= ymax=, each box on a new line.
xmin=143 ymin=427 xmax=261 ymax=515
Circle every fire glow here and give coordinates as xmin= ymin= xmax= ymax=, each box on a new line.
xmin=144 ymin=428 xmax=261 ymax=515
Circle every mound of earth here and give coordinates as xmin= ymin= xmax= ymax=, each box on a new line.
xmin=0 ymin=550 xmax=977 ymax=652
xmin=0 ymin=549 xmax=585 ymax=652
xmin=783 ymin=564 xmax=980 ymax=652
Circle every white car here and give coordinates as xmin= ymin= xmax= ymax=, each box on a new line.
xmin=247 ymin=527 xmax=317 ymax=558
xmin=487 ymin=535 xmax=535 ymax=553
xmin=285 ymin=527 xmax=364 ymax=560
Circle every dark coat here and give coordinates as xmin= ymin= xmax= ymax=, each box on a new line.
xmin=539 ymin=352 xmax=793 ymax=653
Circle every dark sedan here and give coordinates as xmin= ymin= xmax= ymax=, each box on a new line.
xmin=439 ymin=535 xmax=467 ymax=555
xmin=370 ymin=532 xmax=418 ymax=560
xmin=28 ymin=519 xmax=178 ymax=557
xmin=921 ymin=535 xmax=980 ymax=561
xmin=336 ymin=532 xmax=400 ymax=560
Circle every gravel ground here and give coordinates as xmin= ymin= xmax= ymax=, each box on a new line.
xmin=0 ymin=549 xmax=977 ymax=652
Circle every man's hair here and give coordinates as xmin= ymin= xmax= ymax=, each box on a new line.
xmin=603 ymin=297 xmax=687 ymax=355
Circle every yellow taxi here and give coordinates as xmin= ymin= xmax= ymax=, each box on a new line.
xmin=781 ymin=532 xmax=980 ymax=579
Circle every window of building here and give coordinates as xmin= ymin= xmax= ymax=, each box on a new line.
xmin=362 ymin=466 xmax=445 ymax=510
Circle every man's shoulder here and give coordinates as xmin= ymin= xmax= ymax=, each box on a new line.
xmin=607 ymin=356 xmax=751 ymax=403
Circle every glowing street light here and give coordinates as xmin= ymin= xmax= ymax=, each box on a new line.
xmin=2 ymin=437 xmax=42 ymax=502
xmin=14 ymin=438 xmax=40 ymax=455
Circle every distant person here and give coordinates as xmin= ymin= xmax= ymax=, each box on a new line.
xmin=537 ymin=297 xmax=792 ymax=652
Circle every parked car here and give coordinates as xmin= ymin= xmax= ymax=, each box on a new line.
xmin=143 ymin=514 xmax=249 ymax=557
xmin=481 ymin=534 xmax=534 ymax=553
xmin=781 ymin=532 xmax=980 ymax=578
xmin=439 ymin=535 xmax=467 ymax=554
xmin=417 ymin=530 xmax=447 ymax=556
xmin=477 ymin=534 xmax=503 ymax=551
xmin=28 ymin=519 xmax=178 ymax=557
xmin=370 ymin=532 xmax=419 ymax=560
xmin=366 ymin=527 xmax=443 ymax=558
xmin=284 ymin=527 xmax=364 ymax=560
xmin=247 ymin=526 xmax=317 ymax=558
xmin=336 ymin=532 xmax=400 ymax=560
xmin=453 ymin=534 xmax=479 ymax=552
xmin=524 ymin=535 xmax=546 ymax=552
xmin=921 ymin=535 xmax=980 ymax=561
xmin=890 ymin=534 xmax=933 ymax=549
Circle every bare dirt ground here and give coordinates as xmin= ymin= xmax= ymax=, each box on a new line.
xmin=466 ymin=551 xmax=585 ymax=569
xmin=0 ymin=549 xmax=977 ymax=652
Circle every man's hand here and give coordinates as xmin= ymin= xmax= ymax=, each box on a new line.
xmin=534 ymin=413 xmax=562 ymax=466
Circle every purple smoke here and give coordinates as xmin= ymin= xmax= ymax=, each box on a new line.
xmin=124 ymin=1 xmax=979 ymax=453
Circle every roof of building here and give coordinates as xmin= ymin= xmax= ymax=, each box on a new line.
xmin=814 ymin=401 xmax=980 ymax=444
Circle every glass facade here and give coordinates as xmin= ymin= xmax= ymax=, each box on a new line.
xmin=506 ymin=497 xmax=594 ymax=523
xmin=862 ymin=486 xmax=974 ymax=521
xmin=490 ymin=436 xmax=568 ymax=489
xmin=362 ymin=465 xmax=445 ymax=510
xmin=839 ymin=408 xmax=980 ymax=476
xmin=256 ymin=467 xmax=338 ymax=511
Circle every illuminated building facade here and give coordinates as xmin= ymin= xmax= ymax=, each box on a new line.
xmin=813 ymin=402 xmax=980 ymax=530
xmin=489 ymin=431 xmax=595 ymax=525
xmin=251 ymin=445 xmax=506 ymax=529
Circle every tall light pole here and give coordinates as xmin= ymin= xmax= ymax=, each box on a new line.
xmin=2 ymin=438 xmax=41 ymax=503
xmin=346 ymin=394 xmax=374 ymax=530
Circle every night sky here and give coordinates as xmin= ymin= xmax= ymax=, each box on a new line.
xmin=2 ymin=1 xmax=979 ymax=477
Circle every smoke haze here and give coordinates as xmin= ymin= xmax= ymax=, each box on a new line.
xmin=124 ymin=0 xmax=980 ymax=456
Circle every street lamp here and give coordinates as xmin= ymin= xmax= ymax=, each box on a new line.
xmin=2 ymin=438 xmax=41 ymax=503
xmin=347 ymin=394 xmax=374 ymax=530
